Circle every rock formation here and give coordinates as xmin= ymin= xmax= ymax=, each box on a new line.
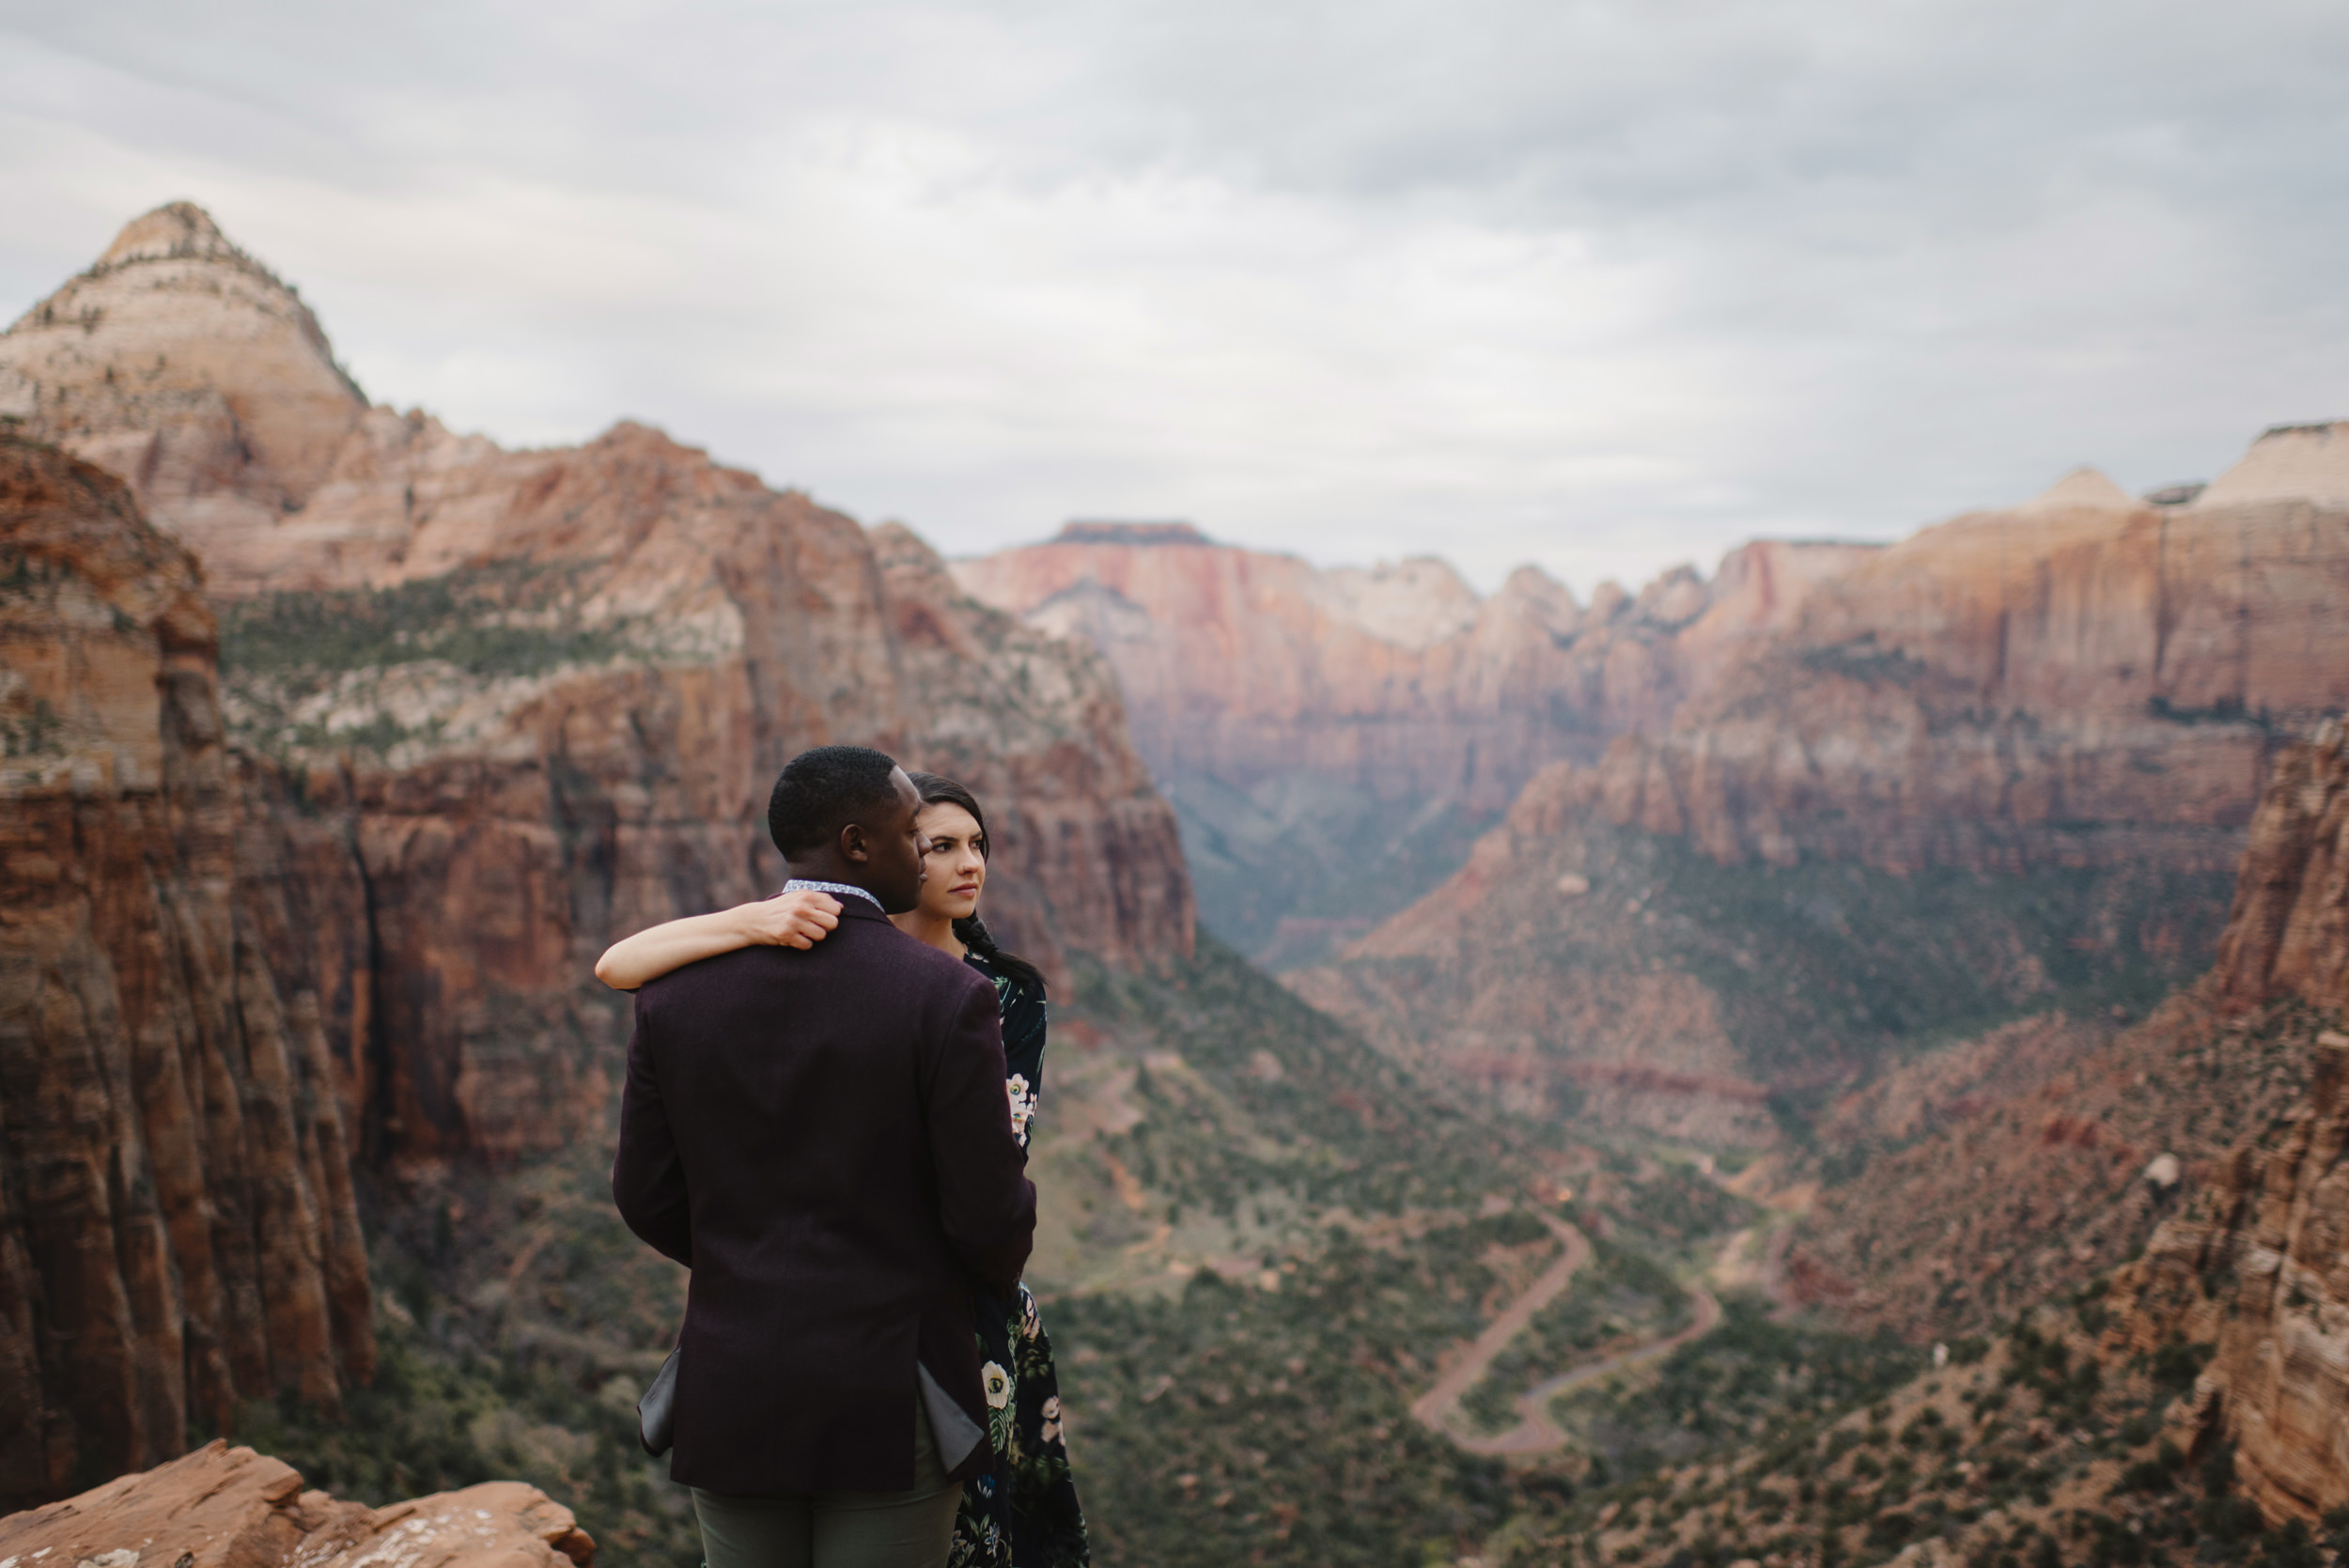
xmin=1589 ymin=462 xmax=2349 ymax=876
xmin=0 ymin=202 xmax=1198 ymax=1512
xmin=2195 ymin=420 xmax=2349 ymax=513
xmin=2097 ymin=722 xmax=2349 ymax=1527
xmin=0 ymin=203 xmax=368 ymax=578
xmin=0 ymin=203 xmax=1194 ymax=1166
xmin=953 ymin=521 xmax=1877 ymax=811
xmin=0 ymin=437 xmax=372 ymax=1510
xmin=1285 ymin=452 xmax=2349 ymax=1136
xmin=0 ymin=1441 xmax=595 ymax=1568
xmin=2213 ymin=725 xmax=2349 ymax=1016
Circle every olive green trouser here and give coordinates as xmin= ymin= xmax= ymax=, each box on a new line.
xmin=689 ymin=1402 xmax=961 ymax=1568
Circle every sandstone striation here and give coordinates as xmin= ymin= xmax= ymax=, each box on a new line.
xmin=2213 ymin=725 xmax=2349 ymax=1015
xmin=1590 ymin=473 xmax=2349 ymax=876
xmin=0 ymin=205 xmax=1194 ymax=1165
xmin=0 ymin=438 xmax=371 ymax=1510
xmin=0 ymin=202 xmax=367 ymax=583
xmin=954 ymin=521 xmax=1877 ymax=811
xmin=0 ymin=1440 xmax=595 ymax=1568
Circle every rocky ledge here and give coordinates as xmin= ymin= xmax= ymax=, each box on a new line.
xmin=0 ymin=1442 xmax=593 ymax=1568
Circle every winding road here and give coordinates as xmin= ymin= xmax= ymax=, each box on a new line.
xmin=1411 ymin=1214 xmax=1725 ymax=1457
xmin=1408 ymin=1213 xmax=1591 ymax=1437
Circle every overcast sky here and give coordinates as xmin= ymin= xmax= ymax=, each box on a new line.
xmin=3 ymin=1 xmax=2343 ymax=594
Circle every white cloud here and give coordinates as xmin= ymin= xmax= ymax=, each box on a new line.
xmin=1 ymin=0 xmax=2344 ymax=595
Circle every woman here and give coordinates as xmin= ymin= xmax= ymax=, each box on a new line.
xmin=595 ymin=773 xmax=1090 ymax=1568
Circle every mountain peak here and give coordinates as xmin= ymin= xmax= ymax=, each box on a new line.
xmin=2018 ymin=466 xmax=2138 ymax=513
xmin=0 ymin=201 xmax=366 ymax=537
xmin=100 ymin=201 xmax=241 ymax=268
xmin=2197 ymin=419 xmax=2349 ymax=511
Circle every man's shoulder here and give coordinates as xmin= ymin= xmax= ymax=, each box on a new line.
xmin=635 ymin=942 xmax=788 ymax=1011
xmin=635 ymin=920 xmax=984 ymax=1003
xmin=881 ymin=927 xmax=997 ymax=1001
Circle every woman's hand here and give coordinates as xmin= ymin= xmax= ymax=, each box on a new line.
xmin=595 ymin=890 xmax=845 ymax=989
xmin=732 ymin=888 xmax=841 ymax=949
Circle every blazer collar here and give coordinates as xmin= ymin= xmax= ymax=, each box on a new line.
xmin=781 ymin=878 xmax=897 ymax=924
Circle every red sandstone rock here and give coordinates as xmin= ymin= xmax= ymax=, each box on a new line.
xmin=953 ymin=523 xmax=1875 ymax=811
xmin=1285 ymin=461 xmax=2349 ymax=1138
xmin=0 ymin=1441 xmax=594 ymax=1568
xmin=2214 ymin=720 xmax=2349 ymax=1015
xmin=0 ymin=439 xmax=372 ymax=1510
xmin=2098 ymin=726 xmax=2349 ymax=1526
xmin=1601 ymin=473 xmax=2349 ymax=874
xmin=0 ymin=205 xmax=1194 ymax=1164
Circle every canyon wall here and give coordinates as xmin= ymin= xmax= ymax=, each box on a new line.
xmin=955 ymin=522 xmax=1876 ymax=812
xmin=1595 ymin=457 xmax=2349 ymax=875
xmin=1286 ymin=459 xmax=2349 ymax=1136
xmin=0 ymin=203 xmax=1194 ymax=1168
xmin=2098 ymin=722 xmax=2349 ymax=1527
xmin=0 ymin=438 xmax=372 ymax=1510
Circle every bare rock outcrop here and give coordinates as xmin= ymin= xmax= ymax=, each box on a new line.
xmin=0 ymin=438 xmax=371 ymax=1509
xmin=2097 ymin=725 xmax=2349 ymax=1526
xmin=2195 ymin=421 xmax=2349 ymax=512
xmin=0 ymin=205 xmax=1194 ymax=1164
xmin=0 ymin=1441 xmax=594 ymax=1568
xmin=953 ymin=521 xmax=1875 ymax=810
xmin=0 ymin=202 xmax=367 ymax=581
xmin=2214 ymin=722 xmax=2349 ymax=1015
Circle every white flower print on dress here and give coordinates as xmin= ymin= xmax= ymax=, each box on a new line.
xmin=1005 ymin=1074 xmax=1036 ymax=1147
xmin=1040 ymin=1394 xmax=1062 ymax=1444
xmin=982 ymin=1360 xmax=1013 ymax=1408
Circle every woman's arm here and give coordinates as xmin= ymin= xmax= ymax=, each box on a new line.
xmin=999 ymin=984 xmax=1048 ymax=1149
xmin=593 ymin=889 xmax=842 ymax=990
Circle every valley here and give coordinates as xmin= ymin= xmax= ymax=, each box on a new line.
xmin=6 ymin=198 xmax=2349 ymax=1568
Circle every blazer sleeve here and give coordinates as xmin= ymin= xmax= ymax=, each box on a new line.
xmin=925 ymin=974 xmax=1037 ymax=1296
xmin=612 ymin=988 xmax=692 ymax=1267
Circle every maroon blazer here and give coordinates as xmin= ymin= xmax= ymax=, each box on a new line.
xmin=612 ymin=898 xmax=1036 ymax=1494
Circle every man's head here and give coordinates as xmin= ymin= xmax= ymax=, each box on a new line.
xmin=766 ymin=746 xmax=926 ymax=914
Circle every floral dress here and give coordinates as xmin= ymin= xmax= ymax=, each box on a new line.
xmin=950 ymin=953 xmax=1090 ymax=1568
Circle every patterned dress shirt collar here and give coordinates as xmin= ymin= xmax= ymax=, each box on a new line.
xmin=780 ymin=877 xmax=884 ymax=912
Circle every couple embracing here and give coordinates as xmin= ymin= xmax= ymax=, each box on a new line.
xmin=603 ymin=746 xmax=1088 ymax=1568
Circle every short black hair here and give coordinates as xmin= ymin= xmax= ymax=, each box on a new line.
xmin=767 ymin=745 xmax=904 ymax=858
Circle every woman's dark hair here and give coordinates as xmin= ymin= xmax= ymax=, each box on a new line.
xmin=905 ymin=771 xmax=1047 ymax=998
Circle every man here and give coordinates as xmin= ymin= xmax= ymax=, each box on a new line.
xmin=613 ymin=745 xmax=1036 ymax=1568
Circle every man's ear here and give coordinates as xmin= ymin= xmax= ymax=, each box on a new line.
xmin=838 ymin=820 xmax=871 ymax=863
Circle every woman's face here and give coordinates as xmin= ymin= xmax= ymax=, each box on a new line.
xmin=914 ymin=801 xmax=987 ymax=922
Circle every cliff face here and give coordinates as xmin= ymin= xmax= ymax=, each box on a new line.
xmin=1600 ymin=468 xmax=2349 ymax=875
xmin=1287 ymin=462 xmax=2349 ymax=1138
xmin=0 ymin=204 xmax=1194 ymax=1165
xmin=1284 ymin=749 xmax=2235 ymax=1143
xmin=954 ymin=523 xmax=1876 ymax=812
xmin=2098 ymin=723 xmax=2349 ymax=1527
xmin=0 ymin=438 xmax=372 ymax=1510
